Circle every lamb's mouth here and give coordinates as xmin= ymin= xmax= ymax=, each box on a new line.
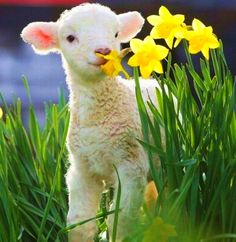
xmin=88 ymin=58 xmax=108 ymax=67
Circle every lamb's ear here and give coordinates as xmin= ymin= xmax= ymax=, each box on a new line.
xmin=117 ymin=11 xmax=144 ymax=43
xmin=21 ymin=22 xmax=59 ymax=54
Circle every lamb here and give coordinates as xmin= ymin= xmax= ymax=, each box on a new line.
xmin=21 ymin=3 xmax=160 ymax=241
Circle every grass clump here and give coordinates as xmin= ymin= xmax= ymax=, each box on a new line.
xmin=0 ymin=89 xmax=69 ymax=242
xmin=133 ymin=43 xmax=236 ymax=242
xmin=0 ymin=87 xmax=116 ymax=242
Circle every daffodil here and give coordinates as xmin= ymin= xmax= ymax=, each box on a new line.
xmin=128 ymin=36 xmax=169 ymax=78
xmin=147 ymin=6 xmax=186 ymax=49
xmin=0 ymin=107 xmax=3 ymax=119
xmin=143 ymin=217 xmax=177 ymax=242
xmin=185 ymin=18 xmax=220 ymax=59
xmin=96 ymin=50 xmax=129 ymax=79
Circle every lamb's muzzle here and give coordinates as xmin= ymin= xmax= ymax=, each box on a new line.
xmin=95 ymin=47 xmax=111 ymax=55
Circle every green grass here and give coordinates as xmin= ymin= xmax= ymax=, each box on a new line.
xmin=0 ymin=41 xmax=235 ymax=242
xmin=133 ymin=42 xmax=236 ymax=242
xmin=0 ymin=86 xmax=118 ymax=242
xmin=0 ymin=89 xmax=69 ymax=242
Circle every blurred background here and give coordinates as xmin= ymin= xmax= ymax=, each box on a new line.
xmin=0 ymin=0 xmax=236 ymax=124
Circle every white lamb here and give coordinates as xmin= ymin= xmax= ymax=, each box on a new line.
xmin=21 ymin=3 xmax=160 ymax=242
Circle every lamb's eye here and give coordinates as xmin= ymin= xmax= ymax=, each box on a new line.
xmin=66 ymin=35 xmax=75 ymax=43
xmin=115 ymin=32 xmax=119 ymax=38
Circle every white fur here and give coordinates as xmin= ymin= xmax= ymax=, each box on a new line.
xmin=21 ymin=3 xmax=161 ymax=242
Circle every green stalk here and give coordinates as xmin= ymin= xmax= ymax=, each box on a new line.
xmin=111 ymin=165 xmax=121 ymax=242
xmin=133 ymin=67 xmax=159 ymax=189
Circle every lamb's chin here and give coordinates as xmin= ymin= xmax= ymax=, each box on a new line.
xmin=75 ymin=66 xmax=105 ymax=82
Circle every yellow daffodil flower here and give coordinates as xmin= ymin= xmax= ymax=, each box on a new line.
xmin=147 ymin=6 xmax=186 ymax=49
xmin=143 ymin=217 xmax=177 ymax=242
xmin=0 ymin=107 xmax=3 ymax=119
xmin=128 ymin=36 xmax=169 ymax=78
xmin=96 ymin=50 xmax=129 ymax=79
xmin=185 ymin=18 xmax=220 ymax=59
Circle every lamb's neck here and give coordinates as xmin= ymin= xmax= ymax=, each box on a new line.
xmin=67 ymin=73 xmax=119 ymax=109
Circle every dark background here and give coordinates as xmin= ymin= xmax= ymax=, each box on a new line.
xmin=0 ymin=0 xmax=236 ymax=123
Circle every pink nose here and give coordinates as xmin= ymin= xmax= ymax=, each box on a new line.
xmin=95 ymin=48 xmax=111 ymax=55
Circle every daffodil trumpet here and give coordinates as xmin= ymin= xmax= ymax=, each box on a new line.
xmin=96 ymin=49 xmax=130 ymax=79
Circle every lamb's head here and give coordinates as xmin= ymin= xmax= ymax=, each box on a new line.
xmin=21 ymin=3 xmax=144 ymax=82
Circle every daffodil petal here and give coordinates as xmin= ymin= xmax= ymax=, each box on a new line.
xmin=101 ymin=61 xmax=116 ymax=76
xmin=192 ymin=18 xmax=205 ymax=31
xmin=130 ymin=38 xmax=143 ymax=53
xmin=96 ymin=53 xmax=105 ymax=58
xmin=208 ymin=36 xmax=220 ymax=49
xmin=189 ymin=44 xmax=200 ymax=54
xmin=205 ymin=26 xmax=213 ymax=34
xmin=165 ymin=34 xmax=175 ymax=49
xmin=96 ymin=50 xmax=119 ymax=60
xmin=174 ymin=38 xmax=182 ymax=48
xmin=184 ymin=30 xmax=195 ymax=40
xmin=114 ymin=61 xmax=122 ymax=70
xmin=109 ymin=50 xmax=120 ymax=60
xmin=144 ymin=36 xmax=156 ymax=45
xmin=128 ymin=54 xmax=139 ymax=67
xmin=140 ymin=65 xmax=153 ymax=79
xmin=147 ymin=15 xmax=162 ymax=26
xmin=159 ymin=6 xmax=171 ymax=17
xmin=175 ymin=26 xmax=187 ymax=38
xmin=150 ymin=26 xmax=162 ymax=39
xmin=114 ymin=62 xmax=129 ymax=79
xmin=202 ymin=46 xmax=210 ymax=60
xmin=155 ymin=45 xmax=169 ymax=59
xmin=174 ymin=14 xmax=185 ymax=24
xmin=122 ymin=69 xmax=130 ymax=79
xmin=152 ymin=60 xmax=163 ymax=74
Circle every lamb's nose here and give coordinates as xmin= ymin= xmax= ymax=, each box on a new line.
xmin=95 ymin=48 xmax=111 ymax=55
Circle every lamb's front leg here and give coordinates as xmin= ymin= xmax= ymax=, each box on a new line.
xmin=66 ymin=163 xmax=103 ymax=242
xmin=108 ymin=163 xmax=147 ymax=242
